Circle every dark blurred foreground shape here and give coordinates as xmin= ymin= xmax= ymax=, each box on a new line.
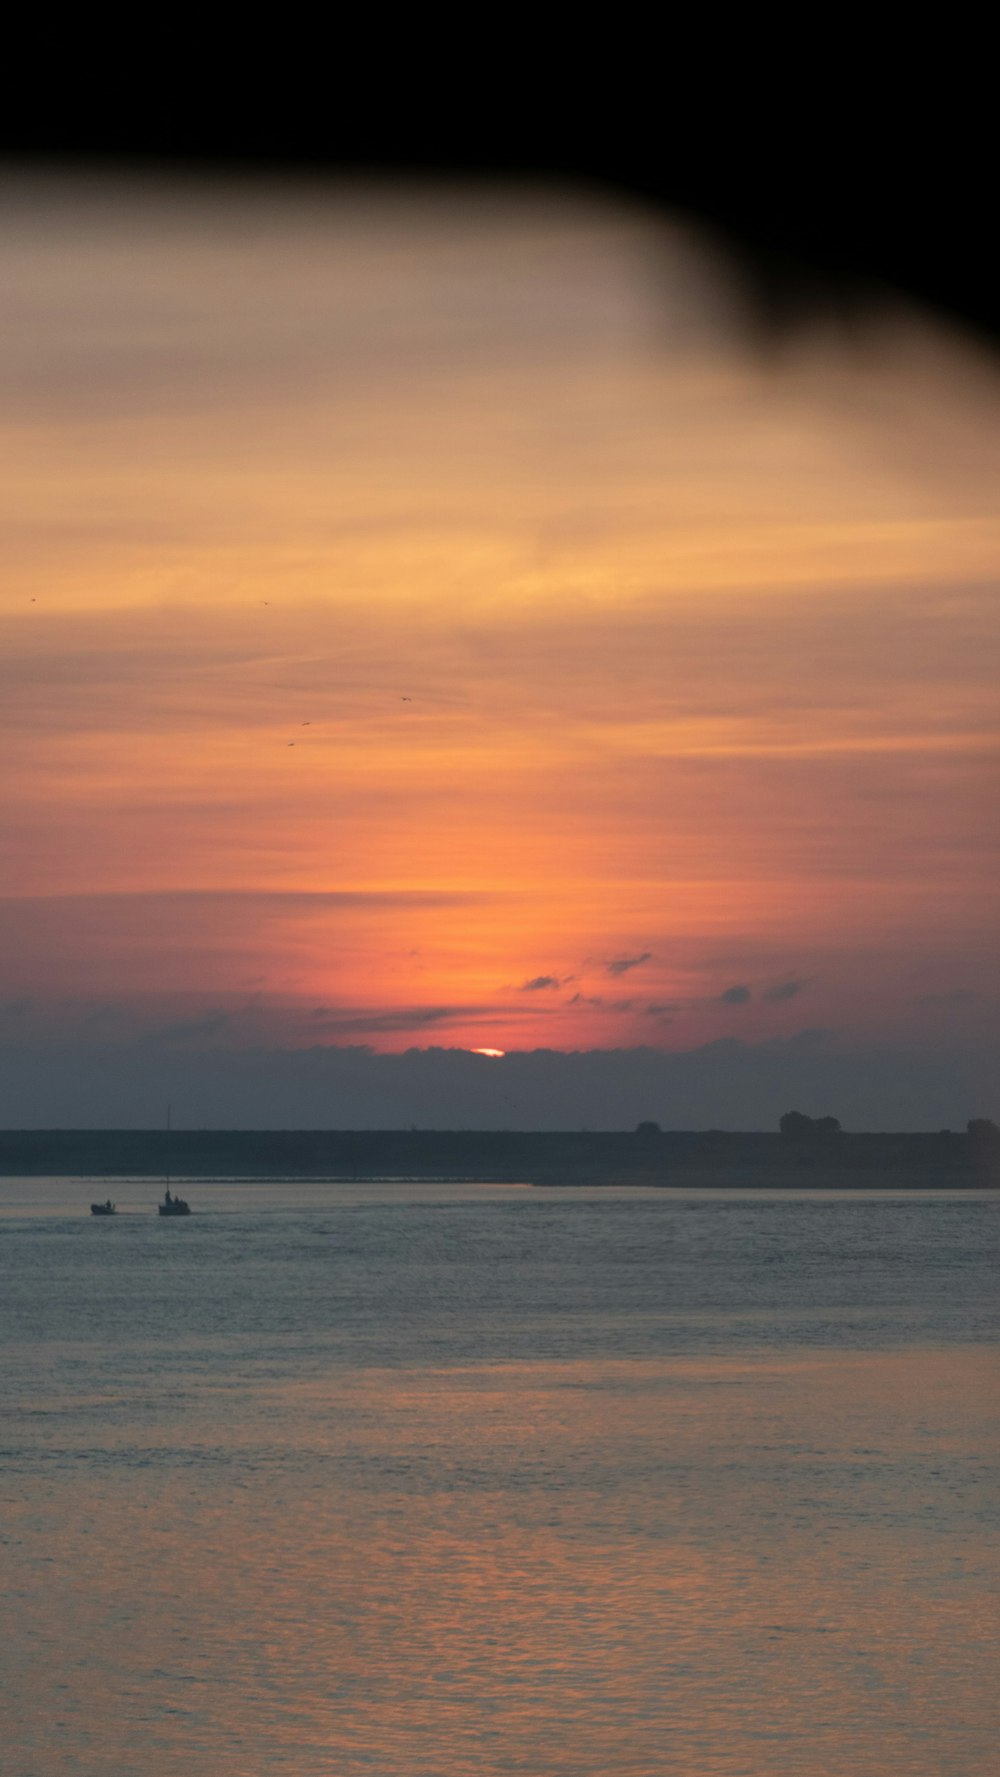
xmin=1 ymin=46 xmax=995 ymax=348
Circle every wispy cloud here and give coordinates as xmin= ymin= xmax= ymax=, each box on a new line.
xmin=567 ymin=992 xmax=637 ymax=1015
xmin=138 ymin=1009 xmax=233 ymax=1046
xmin=306 ymin=1005 xmax=497 ymax=1036
xmin=0 ymin=888 xmax=494 ymax=910
xmin=916 ymin=988 xmax=979 ymax=1007
xmin=79 ymin=1002 xmax=130 ymax=1028
xmin=720 ymin=985 xmax=751 ymax=1004
xmin=606 ymin=952 xmax=652 ymax=977
xmin=763 ymin=978 xmax=808 ymax=1002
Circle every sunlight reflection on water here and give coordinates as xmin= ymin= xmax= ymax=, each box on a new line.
xmin=2 ymin=1183 xmax=997 ymax=1775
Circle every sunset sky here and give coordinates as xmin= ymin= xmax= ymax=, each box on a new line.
xmin=1 ymin=174 xmax=997 ymax=1125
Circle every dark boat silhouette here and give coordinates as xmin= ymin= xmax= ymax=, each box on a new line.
xmin=157 ymin=1105 xmax=190 ymax=1214
xmin=90 ymin=1199 xmax=117 ymax=1216
xmin=158 ymin=1190 xmax=191 ymax=1217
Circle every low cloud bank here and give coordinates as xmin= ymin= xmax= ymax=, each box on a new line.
xmin=0 ymin=1031 xmax=995 ymax=1130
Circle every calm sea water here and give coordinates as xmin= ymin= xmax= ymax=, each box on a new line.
xmin=1 ymin=1179 xmax=997 ymax=1776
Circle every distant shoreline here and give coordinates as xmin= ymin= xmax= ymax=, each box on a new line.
xmin=1 ymin=1127 xmax=996 ymax=1187
xmin=11 ymin=1175 xmax=995 ymax=1193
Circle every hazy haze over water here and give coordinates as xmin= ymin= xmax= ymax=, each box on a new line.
xmin=2 ymin=1180 xmax=997 ymax=1775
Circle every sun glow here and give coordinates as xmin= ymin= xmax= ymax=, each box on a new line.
xmin=1 ymin=175 xmax=997 ymax=1088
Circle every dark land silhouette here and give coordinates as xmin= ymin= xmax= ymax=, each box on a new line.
xmin=2 ymin=1118 xmax=997 ymax=1187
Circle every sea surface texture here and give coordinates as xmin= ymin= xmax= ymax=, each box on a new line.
xmin=1 ymin=1180 xmax=997 ymax=1776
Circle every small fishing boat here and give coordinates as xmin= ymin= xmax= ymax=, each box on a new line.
xmin=158 ymin=1189 xmax=191 ymax=1217
xmin=90 ymin=1199 xmax=117 ymax=1216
